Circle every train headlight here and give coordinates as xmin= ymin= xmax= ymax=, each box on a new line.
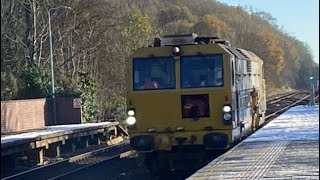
xmin=126 ymin=116 xmax=136 ymax=125
xmin=223 ymin=105 xmax=231 ymax=113
xmin=172 ymin=46 xmax=180 ymax=56
xmin=223 ymin=113 xmax=232 ymax=121
xmin=127 ymin=110 xmax=135 ymax=116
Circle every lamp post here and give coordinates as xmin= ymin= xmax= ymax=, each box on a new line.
xmin=48 ymin=6 xmax=72 ymax=124
xmin=309 ymin=76 xmax=315 ymax=106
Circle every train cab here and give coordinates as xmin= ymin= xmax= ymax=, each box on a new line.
xmin=125 ymin=33 xmax=266 ymax=172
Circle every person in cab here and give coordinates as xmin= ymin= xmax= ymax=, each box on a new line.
xmin=140 ymin=76 xmax=160 ymax=89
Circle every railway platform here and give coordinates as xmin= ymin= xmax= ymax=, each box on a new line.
xmin=1 ymin=121 xmax=126 ymax=166
xmin=187 ymin=105 xmax=319 ymax=179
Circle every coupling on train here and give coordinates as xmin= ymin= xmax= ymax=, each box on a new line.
xmin=125 ymin=33 xmax=267 ymax=173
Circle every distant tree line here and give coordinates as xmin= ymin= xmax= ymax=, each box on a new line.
xmin=1 ymin=0 xmax=319 ymax=122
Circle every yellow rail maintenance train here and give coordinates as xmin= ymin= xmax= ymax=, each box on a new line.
xmin=125 ymin=33 xmax=266 ymax=174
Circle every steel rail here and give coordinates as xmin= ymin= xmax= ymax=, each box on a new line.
xmin=266 ymin=91 xmax=302 ymax=105
xmin=265 ymin=93 xmax=310 ymax=120
xmin=2 ymin=141 xmax=131 ymax=180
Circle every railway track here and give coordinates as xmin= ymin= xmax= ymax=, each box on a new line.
xmin=265 ymin=90 xmax=313 ymax=120
xmin=1 ymin=141 xmax=131 ymax=180
xmin=266 ymin=91 xmax=301 ymax=104
xmin=3 ymin=90 xmax=318 ymax=180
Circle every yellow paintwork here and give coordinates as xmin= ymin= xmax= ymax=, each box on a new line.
xmin=126 ymin=44 xmax=235 ymax=149
xmin=126 ymin=42 xmax=265 ymax=151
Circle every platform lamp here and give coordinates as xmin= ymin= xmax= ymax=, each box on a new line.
xmin=48 ymin=6 xmax=73 ymax=124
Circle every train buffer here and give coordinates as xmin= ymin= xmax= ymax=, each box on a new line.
xmin=187 ymin=105 xmax=319 ymax=179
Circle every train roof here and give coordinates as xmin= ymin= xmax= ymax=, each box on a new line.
xmin=220 ymin=44 xmax=263 ymax=63
xmin=156 ymin=33 xmax=231 ymax=46
xmin=153 ymin=33 xmax=263 ymax=63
